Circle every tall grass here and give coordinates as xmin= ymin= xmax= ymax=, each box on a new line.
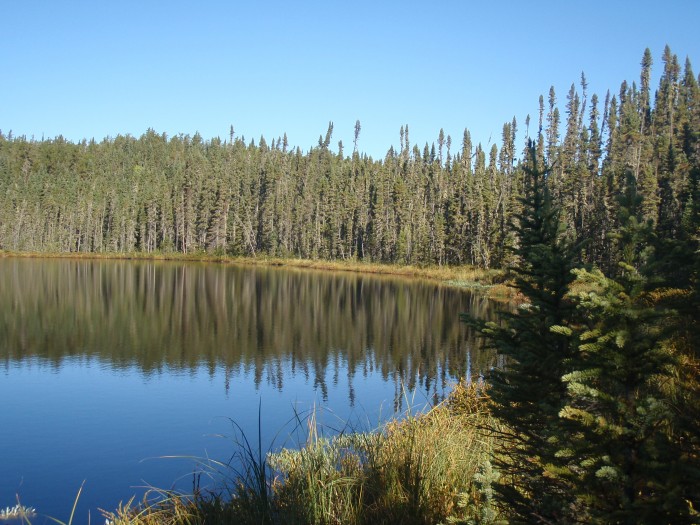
xmin=9 ymin=382 xmax=498 ymax=524
xmin=96 ymin=381 xmax=499 ymax=525
xmin=4 ymin=483 xmax=84 ymax=525
xmin=0 ymin=250 xmax=501 ymax=290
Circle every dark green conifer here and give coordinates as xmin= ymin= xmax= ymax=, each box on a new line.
xmin=462 ymin=142 xmax=581 ymax=523
xmin=559 ymin=177 xmax=697 ymax=523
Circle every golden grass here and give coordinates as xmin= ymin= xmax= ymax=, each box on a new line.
xmin=101 ymin=492 xmax=200 ymax=525
xmin=91 ymin=381 xmax=500 ymax=525
xmin=0 ymin=250 xmax=506 ymax=293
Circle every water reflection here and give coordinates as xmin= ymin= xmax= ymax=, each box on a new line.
xmin=0 ymin=258 xmax=496 ymax=407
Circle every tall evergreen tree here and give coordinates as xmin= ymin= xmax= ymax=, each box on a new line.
xmin=462 ymin=142 xmax=581 ymax=523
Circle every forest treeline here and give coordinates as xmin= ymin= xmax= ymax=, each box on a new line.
xmin=1 ymin=46 xmax=698 ymax=272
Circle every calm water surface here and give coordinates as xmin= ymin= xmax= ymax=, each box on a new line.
xmin=0 ymin=258 xmax=495 ymax=523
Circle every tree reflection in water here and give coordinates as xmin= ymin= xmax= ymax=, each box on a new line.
xmin=0 ymin=258 xmax=497 ymax=409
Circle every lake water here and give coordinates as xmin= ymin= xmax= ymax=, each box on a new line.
xmin=0 ymin=258 xmax=495 ymax=523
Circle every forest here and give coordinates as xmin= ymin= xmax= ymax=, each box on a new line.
xmin=1 ymin=45 xmax=696 ymax=276
xmin=1 ymin=46 xmax=699 ymax=523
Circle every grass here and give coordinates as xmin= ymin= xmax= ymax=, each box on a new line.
xmin=0 ymin=250 xmax=510 ymax=297
xmin=0 ymin=504 xmax=36 ymax=521
xmin=4 ymin=483 xmax=83 ymax=525
xmin=89 ymin=381 xmax=502 ymax=525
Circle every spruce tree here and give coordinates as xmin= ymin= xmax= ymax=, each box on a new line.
xmin=558 ymin=178 xmax=697 ymax=523
xmin=462 ymin=142 xmax=581 ymax=523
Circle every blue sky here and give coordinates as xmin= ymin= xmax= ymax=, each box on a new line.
xmin=2 ymin=1 xmax=699 ymax=159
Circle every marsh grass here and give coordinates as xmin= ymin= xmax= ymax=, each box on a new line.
xmin=95 ymin=381 xmax=499 ymax=525
xmin=6 ymin=482 xmax=84 ymax=525
xmin=0 ymin=504 xmax=36 ymax=522
xmin=266 ymin=380 xmax=500 ymax=525
xmin=9 ymin=383 xmax=498 ymax=525
xmin=101 ymin=489 xmax=202 ymax=525
xmin=0 ymin=251 xmax=500 ymax=290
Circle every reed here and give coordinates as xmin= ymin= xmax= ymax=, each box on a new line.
xmin=92 ymin=380 xmax=501 ymax=525
xmin=101 ymin=490 xmax=200 ymax=525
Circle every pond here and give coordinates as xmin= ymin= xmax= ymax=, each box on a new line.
xmin=0 ymin=258 xmax=496 ymax=523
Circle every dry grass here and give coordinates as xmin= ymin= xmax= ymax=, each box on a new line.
xmin=0 ymin=250 xmax=505 ymax=296
xmin=101 ymin=491 xmax=200 ymax=525
xmin=90 ymin=381 xmax=501 ymax=525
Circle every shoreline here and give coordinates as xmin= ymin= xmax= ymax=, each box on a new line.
xmin=0 ymin=250 xmax=514 ymax=299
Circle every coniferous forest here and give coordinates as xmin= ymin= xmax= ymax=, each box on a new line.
xmin=1 ymin=46 xmax=696 ymax=275
xmin=2 ymin=46 xmax=700 ymax=523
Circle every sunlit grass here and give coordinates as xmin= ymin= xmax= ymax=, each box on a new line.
xmin=0 ymin=504 xmax=36 ymax=521
xmin=7 ymin=383 xmax=500 ymax=524
xmin=4 ymin=483 xmax=84 ymax=525
xmin=85 ymin=381 xmax=501 ymax=525
xmin=0 ymin=250 xmax=501 ymax=290
xmin=101 ymin=490 xmax=201 ymax=525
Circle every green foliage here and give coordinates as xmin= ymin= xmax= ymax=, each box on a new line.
xmin=446 ymin=460 xmax=504 ymax=525
xmin=1 ymin=47 xmax=698 ymax=276
xmin=557 ymin=173 xmax=700 ymax=519
xmin=467 ymin=120 xmax=699 ymax=523
xmin=0 ymin=124 xmax=522 ymax=267
xmin=561 ymin=266 xmax=685 ymax=522
xmin=462 ymin=143 xmax=582 ymax=522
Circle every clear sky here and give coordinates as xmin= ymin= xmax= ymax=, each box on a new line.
xmin=2 ymin=0 xmax=699 ymax=159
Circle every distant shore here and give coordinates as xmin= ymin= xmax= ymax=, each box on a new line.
xmin=0 ymin=250 xmax=514 ymax=299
